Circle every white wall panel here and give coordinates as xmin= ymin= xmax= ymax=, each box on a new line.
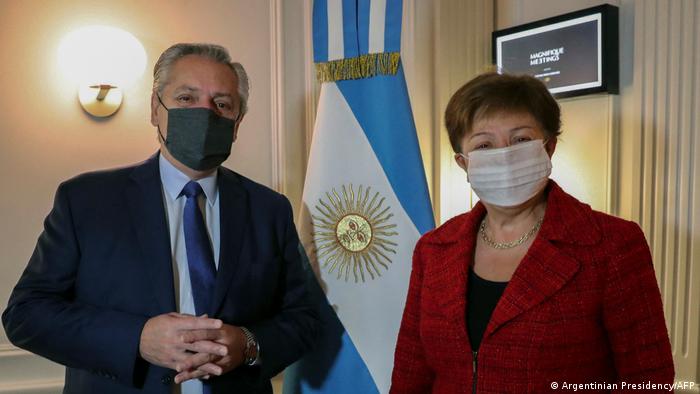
xmin=617 ymin=0 xmax=700 ymax=389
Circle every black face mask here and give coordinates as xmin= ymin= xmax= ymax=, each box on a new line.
xmin=157 ymin=95 xmax=238 ymax=171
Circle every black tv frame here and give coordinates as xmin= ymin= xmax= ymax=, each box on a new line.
xmin=492 ymin=4 xmax=619 ymax=99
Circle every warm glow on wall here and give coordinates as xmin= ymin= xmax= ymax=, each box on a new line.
xmin=57 ymin=25 xmax=146 ymax=117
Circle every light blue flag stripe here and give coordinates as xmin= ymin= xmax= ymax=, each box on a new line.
xmin=284 ymin=332 xmax=378 ymax=394
xmin=312 ymin=0 xmax=328 ymax=62
xmin=342 ymin=0 xmax=359 ymax=59
xmin=336 ymin=63 xmax=435 ymax=235
xmin=315 ymin=0 xmax=403 ymax=62
xmin=384 ymin=0 xmax=402 ymax=53
xmin=357 ymin=0 xmax=371 ymax=55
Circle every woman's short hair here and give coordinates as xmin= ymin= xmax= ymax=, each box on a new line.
xmin=444 ymin=72 xmax=561 ymax=153
xmin=153 ymin=43 xmax=250 ymax=116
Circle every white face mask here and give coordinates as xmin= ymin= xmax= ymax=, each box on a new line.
xmin=462 ymin=139 xmax=552 ymax=207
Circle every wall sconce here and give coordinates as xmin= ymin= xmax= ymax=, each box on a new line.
xmin=58 ymin=25 xmax=146 ymax=118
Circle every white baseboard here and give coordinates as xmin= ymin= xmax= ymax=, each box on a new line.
xmin=0 ymin=344 xmax=64 ymax=394
xmin=0 ymin=379 xmax=63 ymax=394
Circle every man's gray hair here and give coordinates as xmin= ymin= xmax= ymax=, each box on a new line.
xmin=153 ymin=43 xmax=250 ymax=116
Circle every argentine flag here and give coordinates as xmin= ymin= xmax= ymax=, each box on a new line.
xmin=284 ymin=1 xmax=434 ymax=393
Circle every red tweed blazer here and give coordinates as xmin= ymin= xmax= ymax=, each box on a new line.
xmin=391 ymin=181 xmax=674 ymax=393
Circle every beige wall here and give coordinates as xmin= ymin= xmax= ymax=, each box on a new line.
xmin=0 ymin=0 xmax=276 ymax=392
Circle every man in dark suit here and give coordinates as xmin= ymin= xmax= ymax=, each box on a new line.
xmin=2 ymin=43 xmax=319 ymax=394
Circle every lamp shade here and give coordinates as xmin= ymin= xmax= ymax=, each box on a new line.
xmin=57 ymin=25 xmax=146 ymax=88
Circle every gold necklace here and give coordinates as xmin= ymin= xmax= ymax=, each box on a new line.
xmin=479 ymin=216 xmax=543 ymax=250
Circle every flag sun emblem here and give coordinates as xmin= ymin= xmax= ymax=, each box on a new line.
xmin=311 ymin=184 xmax=398 ymax=282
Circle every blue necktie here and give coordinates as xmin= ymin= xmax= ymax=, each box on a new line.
xmin=180 ymin=181 xmax=217 ymax=317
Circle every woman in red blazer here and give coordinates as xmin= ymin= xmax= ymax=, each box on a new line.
xmin=390 ymin=73 xmax=674 ymax=393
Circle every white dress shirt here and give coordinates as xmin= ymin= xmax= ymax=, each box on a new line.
xmin=159 ymin=154 xmax=220 ymax=394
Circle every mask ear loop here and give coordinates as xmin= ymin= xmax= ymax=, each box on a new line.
xmin=156 ymin=94 xmax=170 ymax=111
xmin=233 ymin=103 xmax=244 ymax=125
xmin=155 ymin=94 xmax=169 ymax=144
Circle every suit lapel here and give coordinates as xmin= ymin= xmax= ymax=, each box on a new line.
xmin=483 ymin=238 xmax=580 ymax=338
xmin=210 ymin=167 xmax=249 ymax=316
xmin=483 ymin=181 xmax=598 ymax=339
xmin=430 ymin=204 xmax=486 ymax=353
xmin=126 ymin=154 xmax=176 ymax=314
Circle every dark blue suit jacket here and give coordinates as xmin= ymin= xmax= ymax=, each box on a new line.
xmin=2 ymin=154 xmax=319 ymax=393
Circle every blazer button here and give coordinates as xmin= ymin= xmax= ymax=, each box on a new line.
xmin=161 ymin=374 xmax=173 ymax=385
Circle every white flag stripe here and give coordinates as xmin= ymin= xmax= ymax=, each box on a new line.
xmin=326 ymin=0 xmax=345 ymax=61
xmin=301 ymin=83 xmax=421 ymax=394
xmin=368 ymin=0 xmax=386 ymax=54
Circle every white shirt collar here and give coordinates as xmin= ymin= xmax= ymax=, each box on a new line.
xmin=158 ymin=153 xmax=218 ymax=206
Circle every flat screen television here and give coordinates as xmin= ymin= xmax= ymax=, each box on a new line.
xmin=493 ymin=4 xmax=619 ymax=98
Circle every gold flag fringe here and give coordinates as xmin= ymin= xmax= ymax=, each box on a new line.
xmin=315 ymin=52 xmax=400 ymax=83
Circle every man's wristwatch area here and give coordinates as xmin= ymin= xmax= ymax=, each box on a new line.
xmin=240 ymin=327 xmax=260 ymax=366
